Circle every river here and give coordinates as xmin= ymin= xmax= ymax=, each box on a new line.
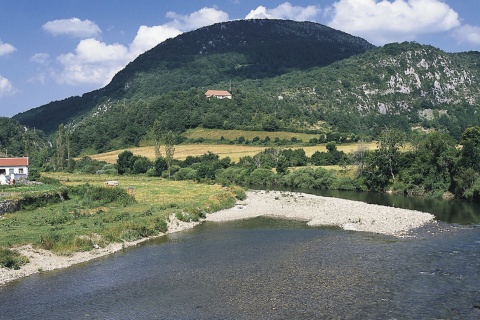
xmin=0 ymin=191 xmax=479 ymax=319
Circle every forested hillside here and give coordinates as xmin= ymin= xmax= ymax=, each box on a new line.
xmin=0 ymin=117 xmax=50 ymax=165
xmin=13 ymin=19 xmax=374 ymax=135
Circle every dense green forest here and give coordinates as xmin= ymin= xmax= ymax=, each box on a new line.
xmin=0 ymin=117 xmax=50 ymax=166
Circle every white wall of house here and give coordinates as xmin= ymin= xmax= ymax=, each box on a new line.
xmin=0 ymin=166 xmax=28 ymax=176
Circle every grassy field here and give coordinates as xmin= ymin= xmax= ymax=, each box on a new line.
xmin=182 ymin=128 xmax=323 ymax=142
xmin=0 ymin=174 xmax=240 ymax=258
xmin=89 ymin=142 xmax=378 ymax=164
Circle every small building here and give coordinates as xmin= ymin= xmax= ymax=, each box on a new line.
xmin=0 ymin=157 xmax=29 ymax=183
xmin=205 ymin=90 xmax=232 ymax=99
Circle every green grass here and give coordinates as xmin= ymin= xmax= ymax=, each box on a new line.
xmin=182 ymin=127 xmax=322 ymax=142
xmin=0 ymin=174 xmax=240 ymax=256
xmin=0 ymin=183 xmax=61 ymax=201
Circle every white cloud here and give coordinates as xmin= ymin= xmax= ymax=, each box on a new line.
xmin=53 ymin=23 xmax=184 ymax=87
xmin=50 ymin=7 xmax=229 ymax=87
xmin=0 ymin=75 xmax=17 ymax=97
xmin=165 ymin=7 xmax=229 ymax=31
xmin=43 ymin=18 xmax=101 ymax=38
xmin=0 ymin=40 xmax=16 ymax=56
xmin=30 ymin=53 xmax=51 ymax=65
xmin=56 ymin=38 xmax=129 ymax=86
xmin=246 ymin=2 xmax=321 ymax=21
xmin=451 ymin=24 xmax=480 ymax=46
xmin=327 ymin=0 xmax=461 ymax=45
xmin=129 ymin=25 xmax=182 ymax=57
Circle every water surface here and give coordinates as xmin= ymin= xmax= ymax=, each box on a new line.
xmin=1 ymin=217 xmax=479 ymax=319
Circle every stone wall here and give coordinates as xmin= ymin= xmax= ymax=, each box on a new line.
xmin=0 ymin=199 xmax=18 ymax=216
xmin=0 ymin=190 xmax=67 ymax=217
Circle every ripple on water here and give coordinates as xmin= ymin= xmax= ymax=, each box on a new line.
xmin=0 ymin=217 xmax=479 ymax=319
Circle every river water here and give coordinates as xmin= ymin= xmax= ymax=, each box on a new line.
xmin=1 ymin=191 xmax=479 ymax=319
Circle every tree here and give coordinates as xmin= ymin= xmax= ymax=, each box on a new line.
xmin=55 ymin=124 xmax=66 ymax=171
xmin=152 ymin=119 xmax=163 ymax=158
xmin=401 ymin=132 xmax=456 ymax=195
xmin=165 ymin=131 xmax=176 ymax=178
xmin=154 ymin=157 xmax=168 ymax=176
xmin=459 ymin=126 xmax=480 ymax=171
xmin=326 ymin=141 xmax=337 ymax=153
xmin=376 ymin=127 xmax=405 ymax=183
xmin=352 ymin=140 xmax=369 ymax=175
xmin=117 ymin=150 xmax=135 ymax=175
xmin=361 ymin=128 xmax=405 ymax=191
xmin=66 ymin=130 xmax=75 ymax=172
xmin=132 ymin=156 xmax=152 ymax=174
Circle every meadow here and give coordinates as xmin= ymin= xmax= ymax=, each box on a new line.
xmin=181 ymin=128 xmax=323 ymax=142
xmin=0 ymin=174 xmax=242 ymax=268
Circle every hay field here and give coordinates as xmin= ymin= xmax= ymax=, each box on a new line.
xmin=89 ymin=144 xmax=267 ymax=164
xmin=88 ymin=142 xmax=378 ymax=164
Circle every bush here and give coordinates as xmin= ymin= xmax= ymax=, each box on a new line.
xmin=70 ymin=184 xmax=136 ymax=207
xmin=132 ymin=156 xmax=153 ymax=174
xmin=216 ymin=167 xmax=252 ymax=186
xmin=248 ymin=168 xmax=278 ymax=186
xmin=230 ymin=185 xmax=247 ymax=200
xmin=39 ymin=232 xmax=61 ymax=250
xmin=173 ymin=167 xmax=198 ymax=181
xmin=0 ymin=247 xmax=29 ymax=269
xmin=28 ymin=168 xmax=41 ymax=181
xmin=37 ymin=176 xmax=62 ymax=185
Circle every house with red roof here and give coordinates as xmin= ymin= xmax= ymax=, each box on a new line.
xmin=0 ymin=157 xmax=29 ymax=184
xmin=204 ymin=90 xmax=232 ymax=99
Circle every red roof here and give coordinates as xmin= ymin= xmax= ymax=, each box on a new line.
xmin=205 ymin=90 xmax=232 ymax=97
xmin=0 ymin=157 xmax=29 ymax=167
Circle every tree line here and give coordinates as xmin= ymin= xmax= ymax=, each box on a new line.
xmin=103 ymin=126 xmax=479 ymax=201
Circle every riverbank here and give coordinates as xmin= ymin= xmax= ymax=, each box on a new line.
xmin=0 ymin=216 xmax=201 ymax=286
xmin=1 ymin=190 xmax=435 ymax=286
xmin=206 ymin=190 xmax=436 ymax=236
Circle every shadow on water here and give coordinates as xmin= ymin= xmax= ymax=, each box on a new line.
xmin=254 ymin=186 xmax=480 ymax=225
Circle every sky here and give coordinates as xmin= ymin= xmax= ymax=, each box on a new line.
xmin=1 ymin=0 xmax=479 ymax=118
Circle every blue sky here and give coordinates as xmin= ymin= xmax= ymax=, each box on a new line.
xmin=1 ymin=0 xmax=479 ymax=117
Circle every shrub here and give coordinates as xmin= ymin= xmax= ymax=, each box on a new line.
xmin=132 ymin=156 xmax=153 ymax=174
xmin=72 ymin=236 xmax=95 ymax=252
xmin=70 ymin=184 xmax=136 ymax=207
xmin=0 ymin=247 xmax=29 ymax=270
xmin=231 ymin=185 xmax=247 ymax=200
xmin=248 ymin=168 xmax=278 ymax=186
xmin=151 ymin=217 xmax=168 ymax=233
xmin=37 ymin=176 xmax=62 ymax=185
xmin=28 ymin=168 xmax=41 ymax=181
xmin=173 ymin=167 xmax=197 ymax=181
xmin=39 ymin=232 xmax=61 ymax=250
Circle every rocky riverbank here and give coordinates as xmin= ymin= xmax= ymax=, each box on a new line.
xmin=206 ymin=190 xmax=436 ymax=237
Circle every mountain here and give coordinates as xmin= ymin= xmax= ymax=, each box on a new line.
xmin=262 ymin=42 xmax=480 ymax=138
xmin=13 ymin=19 xmax=374 ymax=134
xmin=11 ymin=19 xmax=480 ymax=155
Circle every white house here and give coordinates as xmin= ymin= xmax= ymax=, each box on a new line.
xmin=205 ymin=90 xmax=232 ymax=99
xmin=0 ymin=157 xmax=29 ymax=183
